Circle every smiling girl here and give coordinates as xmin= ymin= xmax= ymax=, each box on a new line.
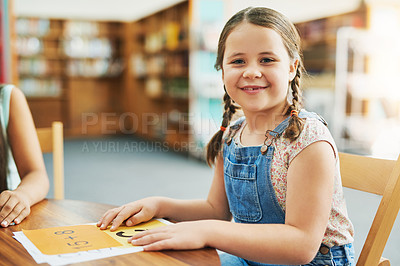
xmin=98 ymin=7 xmax=355 ymax=265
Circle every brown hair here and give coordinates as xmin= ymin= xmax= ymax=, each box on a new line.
xmin=0 ymin=86 xmax=8 ymax=192
xmin=206 ymin=7 xmax=305 ymax=166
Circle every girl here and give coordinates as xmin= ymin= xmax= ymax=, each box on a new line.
xmin=0 ymin=84 xmax=49 ymax=227
xmin=98 ymin=7 xmax=355 ymax=265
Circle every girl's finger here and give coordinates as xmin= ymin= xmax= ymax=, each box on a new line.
xmin=109 ymin=210 xmax=129 ymax=230
xmin=109 ymin=206 xmax=141 ymax=231
xmin=98 ymin=207 xmax=123 ymax=229
xmin=128 ymin=230 xmax=149 ymax=242
xmin=10 ymin=205 xmax=30 ymax=225
xmin=0 ymin=198 xmax=18 ymax=226
xmin=129 ymin=226 xmax=165 ymax=241
xmin=125 ymin=209 xmax=150 ymax=226
xmin=1 ymin=202 xmax=23 ymax=227
xmin=143 ymin=239 xmax=174 ymax=251
xmin=0 ymin=191 xmax=12 ymax=209
xmin=129 ymin=232 xmax=169 ymax=246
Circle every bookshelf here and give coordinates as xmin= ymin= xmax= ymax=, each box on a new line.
xmin=16 ymin=18 xmax=65 ymax=129
xmin=15 ymin=18 xmax=124 ymax=134
xmin=296 ymin=8 xmax=367 ymax=74
xmin=297 ymin=2 xmax=400 ymax=157
xmin=64 ymin=20 xmax=124 ymax=136
xmin=295 ymin=7 xmax=368 ymax=130
xmin=295 ymin=6 xmax=369 ymax=152
xmin=124 ymin=1 xmax=190 ymax=149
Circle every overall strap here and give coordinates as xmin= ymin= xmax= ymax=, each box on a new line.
xmin=230 ymin=116 xmax=246 ymax=129
xmin=261 ymin=109 xmax=328 ymax=157
xmin=224 ymin=116 xmax=246 ymax=145
xmin=299 ymin=109 xmax=328 ymax=127
xmin=270 ymin=109 xmax=328 ymax=138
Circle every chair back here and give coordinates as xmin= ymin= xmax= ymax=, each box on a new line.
xmin=339 ymin=152 xmax=400 ymax=266
xmin=36 ymin=121 xmax=64 ymax=200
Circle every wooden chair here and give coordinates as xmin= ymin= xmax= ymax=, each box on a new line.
xmin=339 ymin=152 xmax=400 ymax=266
xmin=36 ymin=121 xmax=64 ymax=200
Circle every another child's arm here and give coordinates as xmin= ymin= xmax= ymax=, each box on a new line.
xmin=0 ymin=88 xmax=49 ymax=227
xmin=128 ymin=141 xmax=335 ymax=265
xmin=97 ymin=155 xmax=231 ymax=231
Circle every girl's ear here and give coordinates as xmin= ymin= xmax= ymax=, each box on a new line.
xmin=289 ymin=59 xmax=299 ymax=82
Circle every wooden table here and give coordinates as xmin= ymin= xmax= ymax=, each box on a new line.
xmin=0 ymin=199 xmax=220 ymax=265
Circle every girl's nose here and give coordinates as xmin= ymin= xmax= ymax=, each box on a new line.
xmin=243 ymin=67 xmax=262 ymax=79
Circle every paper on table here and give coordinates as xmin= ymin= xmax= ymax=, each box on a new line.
xmin=23 ymin=224 xmax=123 ymax=255
xmin=13 ymin=218 xmax=172 ymax=266
xmin=104 ymin=219 xmax=167 ymax=247
xmin=13 ymin=231 xmax=143 ymax=266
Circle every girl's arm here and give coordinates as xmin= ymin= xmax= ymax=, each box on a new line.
xmin=157 ymin=155 xmax=231 ymax=221
xmin=98 ymin=155 xmax=231 ymax=230
xmin=130 ymin=141 xmax=335 ymax=265
xmin=0 ymin=88 xmax=49 ymax=227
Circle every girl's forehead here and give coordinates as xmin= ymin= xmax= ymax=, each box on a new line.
xmin=228 ymin=22 xmax=279 ymax=41
xmin=225 ymin=23 xmax=287 ymax=55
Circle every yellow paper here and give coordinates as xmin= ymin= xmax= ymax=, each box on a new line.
xmin=103 ymin=219 xmax=167 ymax=247
xmin=23 ymin=224 xmax=122 ymax=255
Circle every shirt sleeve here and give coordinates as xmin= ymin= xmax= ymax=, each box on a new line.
xmin=287 ymin=117 xmax=338 ymax=164
xmin=1 ymin=84 xmax=14 ymax=129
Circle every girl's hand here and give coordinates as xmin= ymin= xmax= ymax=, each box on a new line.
xmin=128 ymin=220 xmax=209 ymax=251
xmin=0 ymin=190 xmax=31 ymax=227
xmin=97 ymin=197 xmax=161 ymax=231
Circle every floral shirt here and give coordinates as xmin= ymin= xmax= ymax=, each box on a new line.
xmin=231 ymin=116 xmax=354 ymax=247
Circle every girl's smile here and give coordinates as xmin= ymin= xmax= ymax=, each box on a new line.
xmin=240 ymin=85 xmax=268 ymax=94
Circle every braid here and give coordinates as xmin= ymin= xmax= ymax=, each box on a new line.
xmin=284 ymin=64 xmax=304 ymax=141
xmin=206 ymin=89 xmax=238 ymax=166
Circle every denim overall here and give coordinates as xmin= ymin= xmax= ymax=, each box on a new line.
xmin=220 ymin=110 xmax=355 ymax=266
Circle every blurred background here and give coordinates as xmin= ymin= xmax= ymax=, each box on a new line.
xmin=1 ymin=0 xmax=400 ymax=264
xmin=2 ymin=0 xmax=399 ymax=158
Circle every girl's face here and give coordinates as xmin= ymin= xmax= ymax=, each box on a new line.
xmin=222 ymin=22 xmax=297 ymax=117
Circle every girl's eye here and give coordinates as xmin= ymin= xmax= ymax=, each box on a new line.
xmin=231 ymin=59 xmax=245 ymax=64
xmin=260 ymin=58 xmax=273 ymax=63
